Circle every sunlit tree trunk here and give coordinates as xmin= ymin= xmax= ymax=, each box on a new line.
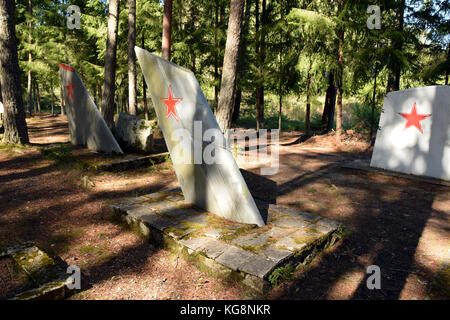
xmin=162 ymin=0 xmax=172 ymax=60
xmin=101 ymin=0 xmax=120 ymax=129
xmin=0 ymin=0 xmax=29 ymax=144
xmin=216 ymin=0 xmax=245 ymax=132
xmin=27 ymin=0 xmax=33 ymax=117
xmin=128 ymin=0 xmax=137 ymax=115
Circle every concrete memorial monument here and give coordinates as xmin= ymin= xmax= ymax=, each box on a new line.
xmin=59 ymin=63 xmax=123 ymax=154
xmin=371 ymin=85 xmax=450 ymax=181
xmin=135 ymin=47 xmax=265 ymax=227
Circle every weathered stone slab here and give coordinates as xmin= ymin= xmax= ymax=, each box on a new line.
xmin=115 ymin=112 xmax=155 ymax=153
xmin=2 ymin=244 xmax=75 ymax=300
xmin=371 ymin=85 xmax=450 ymax=181
xmin=135 ymin=47 xmax=264 ymax=226
xmin=59 ymin=63 xmax=123 ymax=154
xmin=111 ymin=190 xmax=343 ymax=293
xmin=271 ymin=216 xmax=311 ymax=229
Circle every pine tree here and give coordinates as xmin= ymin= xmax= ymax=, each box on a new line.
xmin=0 ymin=0 xmax=29 ymax=144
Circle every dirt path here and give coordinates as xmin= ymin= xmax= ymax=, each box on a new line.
xmin=0 ymin=114 xmax=448 ymax=300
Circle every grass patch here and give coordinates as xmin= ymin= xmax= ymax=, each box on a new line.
xmin=268 ymin=262 xmax=297 ymax=286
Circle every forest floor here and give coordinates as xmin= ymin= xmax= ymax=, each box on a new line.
xmin=0 ymin=113 xmax=448 ymax=300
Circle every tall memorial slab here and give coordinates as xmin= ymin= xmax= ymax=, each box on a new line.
xmin=135 ymin=47 xmax=265 ymax=226
xmin=59 ymin=63 xmax=123 ymax=154
xmin=371 ymin=85 xmax=450 ymax=181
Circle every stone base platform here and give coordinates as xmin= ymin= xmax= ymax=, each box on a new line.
xmin=111 ymin=189 xmax=343 ymax=293
xmin=0 ymin=243 xmax=75 ymax=300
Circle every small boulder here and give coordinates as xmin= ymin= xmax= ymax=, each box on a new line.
xmin=114 ymin=112 xmax=156 ymax=153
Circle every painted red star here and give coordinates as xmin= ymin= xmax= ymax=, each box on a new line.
xmin=398 ymin=102 xmax=431 ymax=134
xmin=65 ymin=80 xmax=74 ymax=101
xmin=161 ymin=85 xmax=182 ymax=122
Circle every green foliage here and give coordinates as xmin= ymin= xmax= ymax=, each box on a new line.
xmin=11 ymin=0 xmax=449 ymax=132
xmin=268 ymin=262 xmax=297 ymax=286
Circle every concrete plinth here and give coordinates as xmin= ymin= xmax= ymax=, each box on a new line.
xmin=111 ymin=190 xmax=343 ymax=292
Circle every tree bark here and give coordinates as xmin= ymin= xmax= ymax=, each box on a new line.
xmin=305 ymin=59 xmax=312 ymax=137
xmin=216 ymin=0 xmax=245 ymax=132
xmin=335 ymin=25 xmax=344 ymax=141
xmin=141 ymin=31 xmax=149 ymax=120
xmin=322 ymin=71 xmax=336 ymax=133
xmin=27 ymin=0 xmax=33 ymax=117
xmin=387 ymin=0 xmax=405 ymax=93
xmin=232 ymin=0 xmax=251 ymax=124
xmin=101 ymin=0 xmax=120 ymax=129
xmin=50 ymin=79 xmax=55 ymax=115
xmin=255 ymin=0 xmax=266 ymax=131
xmin=0 ymin=0 xmax=29 ymax=144
xmin=128 ymin=0 xmax=137 ymax=115
xmin=162 ymin=0 xmax=173 ymax=60
xmin=35 ymin=79 xmax=41 ymax=113
xmin=60 ymin=83 xmax=65 ymax=115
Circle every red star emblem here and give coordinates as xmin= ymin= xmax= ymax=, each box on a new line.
xmin=160 ymin=85 xmax=182 ymax=122
xmin=398 ymin=102 xmax=431 ymax=134
xmin=65 ymin=80 xmax=74 ymax=101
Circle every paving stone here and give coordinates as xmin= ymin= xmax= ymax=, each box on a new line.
xmin=181 ymin=213 xmax=209 ymax=225
xmin=277 ymin=206 xmax=321 ymax=223
xmin=231 ymin=232 xmax=270 ymax=247
xmin=215 ymin=245 xmax=258 ymax=271
xmin=198 ymin=238 xmax=230 ymax=259
xmin=143 ymin=200 xmax=176 ymax=212
xmin=316 ymin=217 xmax=342 ymax=229
xmin=179 ymin=237 xmax=210 ymax=251
xmin=204 ymin=229 xmax=221 ymax=239
xmin=165 ymin=193 xmax=184 ymax=202
xmin=239 ymin=255 xmax=278 ymax=278
xmin=271 ymin=216 xmax=311 ymax=229
xmin=138 ymin=213 xmax=178 ymax=231
xmin=273 ymin=228 xmax=320 ymax=252
xmin=231 ymin=227 xmax=294 ymax=248
xmin=260 ymin=246 xmax=293 ymax=262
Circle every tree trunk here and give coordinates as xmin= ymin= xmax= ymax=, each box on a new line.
xmin=27 ymin=0 xmax=33 ymax=117
xmin=305 ymin=59 xmax=312 ymax=137
xmin=96 ymin=81 xmax=102 ymax=112
xmin=60 ymin=83 xmax=65 ymax=116
xmin=445 ymin=45 xmax=449 ymax=85
xmin=50 ymin=79 xmax=55 ymax=115
xmin=255 ymin=0 xmax=266 ymax=131
xmin=216 ymin=0 xmax=245 ymax=132
xmin=32 ymin=79 xmax=37 ymax=113
xmin=141 ymin=31 xmax=149 ymax=120
xmin=128 ymin=0 xmax=137 ymax=115
xmin=101 ymin=0 xmax=120 ymax=129
xmin=35 ymin=79 xmax=41 ymax=113
xmin=278 ymin=92 xmax=282 ymax=131
xmin=370 ymin=43 xmax=379 ymax=145
xmin=162 ymin=0 xmax=173 ymax=60
xmin=322 ymin=71 xmax=336 ymax=133
xmin=232 ymin=89 xmax=241 ymax=124
xmin=0 ymin=0 xmax=29 ymax=144
xmin=387 ymin=0 xmax=405 ymax=93
xmin=335 ymin=22 xmax=344 ymax=141
xmin=232 ymin=0 xmax=251 ymax=124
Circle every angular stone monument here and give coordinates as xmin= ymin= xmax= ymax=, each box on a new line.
xmin=59 ymin=63 xmax=123 ymax=154
xmin=135 ymin=47 xmax=265 ymax=226
xmin=371 ymin=85 xmax=450 ymax=181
